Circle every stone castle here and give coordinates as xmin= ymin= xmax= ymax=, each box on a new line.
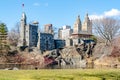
xmin=18 ymin=12 xmax=60 ymax=51
xmin=18 ymin=12 xmax=92 ymax=51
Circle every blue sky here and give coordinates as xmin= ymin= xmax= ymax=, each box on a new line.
xmin=0 ymin=0 xmax=120 ymax=31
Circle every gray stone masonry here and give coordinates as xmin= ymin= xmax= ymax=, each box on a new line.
xmin=38 ymin=33 xmax=55 ymax=51
xmin=18 ymin=12 xmax=59 ymax=51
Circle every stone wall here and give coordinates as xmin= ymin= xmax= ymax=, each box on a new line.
xmin=39 ymin=33 xmax=55 ymax=51
xmin=54 ymin=39 xmax=65 ymax=49
xmin=65 ymin=39 xmax=73 ymax=47
xmin=25 ymin=24 xmax=38 ymax=47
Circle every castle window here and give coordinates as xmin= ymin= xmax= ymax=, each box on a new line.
xmin=78 ymin=39 xmax=80 ymax=43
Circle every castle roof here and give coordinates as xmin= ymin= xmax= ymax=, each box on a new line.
xmin=33 ymin=21 xmax=39 ymax=24
xmin=84 ymin=13 xmax=90 ymax=22
xmin=75 ymin=15 xmax=81 ymax=24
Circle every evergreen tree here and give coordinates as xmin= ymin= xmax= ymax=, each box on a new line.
xmin=0 ymin=22 xmax=9 ymax=54
xmin=0 ymin=22 xmax=8 ymax=34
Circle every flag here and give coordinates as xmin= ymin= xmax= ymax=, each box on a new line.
xmin=22 ymin=4 xmax=24 ymax=7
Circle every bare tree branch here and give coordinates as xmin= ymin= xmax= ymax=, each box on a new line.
xmin=8 ymin=22 xmax=20 ymax=46
xmin=93 ymin=18 xmax=120 ymax=45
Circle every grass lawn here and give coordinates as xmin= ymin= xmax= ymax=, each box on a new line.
xmin=0 ymin=69 xmax=120 ymax=80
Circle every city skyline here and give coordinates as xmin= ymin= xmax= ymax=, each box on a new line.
xmin=0 ymin=0 xmax=120 ymax=31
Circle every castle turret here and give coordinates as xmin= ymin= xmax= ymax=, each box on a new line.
xmin=73 ymin=15 xmax=82 ymax=34
xmin=21 ymin=12 xmax=27 ymax=25
xmin=82 ymin=13 xmax=92 ymax=34
xmin=20 ymin=12 xmax=27 ymax=46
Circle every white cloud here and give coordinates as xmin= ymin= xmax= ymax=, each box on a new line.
xmin=104 ymin=9 xmax=120 ymax=17
xmin=33 ymin=3 xmax=40 ymax=6
xmin=33 ymin=2 xmax=48 ymax=7
xmin=89 ymin=9 xmax=120 ymax=20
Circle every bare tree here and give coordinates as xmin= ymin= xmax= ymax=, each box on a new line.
xmin=8 ymin=22 xmax=20 ymax=46
xmin=93 ymin=18 xmax=120 ymax=45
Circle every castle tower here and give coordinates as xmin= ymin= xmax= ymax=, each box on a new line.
xmin=44 ymin=24 xmax=53 ymax=34
xmin=37 ymin=30 xmax=40 ymax=49
xmin=73 ymin=15 xmax=82 ymax=34
xmin=82 ymin=13 xmax=92 ymax=34
xmin=19 ymin=12 xmax=27 ymax=46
